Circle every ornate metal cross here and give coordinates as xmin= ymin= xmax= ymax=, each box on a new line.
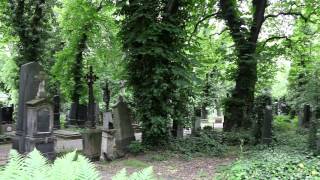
xmin=86 ymin=66 xmax=98 ymax=128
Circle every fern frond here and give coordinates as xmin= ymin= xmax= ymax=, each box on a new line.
xmin=75 ymin=155 xmax=102 ymax=180
xmin=49 ymin=151 xmax=78 ymax=180
xmin=0 ymin=150 xmax=25 ymax=180
xmin=129 ymin=167 xmax=156 ymax=180
xmin=23 ymin=149 xmax=50 ymax=180
xmin=112 ymin=168 xmax=128 ymax=180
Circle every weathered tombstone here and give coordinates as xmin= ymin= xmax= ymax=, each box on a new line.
xmin=53 ymin=95 xmax=61 ymax=129
xmin=2 ymin=106 xmax=14 ymax=124
xmin=192 ymin=108 xmax=202 ymax=134
xmin=13 ymin=62 xmax=43 ymax=153
xmin=67 ymin=103 xmax=87 ymax=127
xmin=262 ymin=105 xmax=273 ymax=145
xmin=112 ymin=96 xmax=135 ymax=152
xmin=172 ymin=120 xmax=183 ymax=138
xmin=309 ymin=107 xmax=320 ymax=154
xmin=302 ymin=104 xmax=312 ymax=128
xmin=13 ymin=64 xmax=55 ymax=159
xmin=100 ymin=112 xmax=117 ymax=160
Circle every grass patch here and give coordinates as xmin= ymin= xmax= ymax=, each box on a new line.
xmin=122 ymin=159 xmax=149 ymax=169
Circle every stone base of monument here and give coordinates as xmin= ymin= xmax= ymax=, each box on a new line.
xmin=25 ymin=136 xmax=56 ymax=160
xmin=82 ymin=129 xmax=102 ymax=161
xmin=1 ymin=124 xmax=15 ymax=133
xmin=101 ymin=129 xmax=118 ymax=161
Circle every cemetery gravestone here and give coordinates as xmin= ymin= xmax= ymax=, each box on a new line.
xmin=192 ymin=108 xmax=202 ymax=134
xmin=13 ymin=62 xmax=43 ymax=153
xmin=302 ymin=104 xmax=311 ymax=128
xmin=53 ymin=95 xmax=60 ymax=129
xmin=262 ymin=105 xmax=273 ymax=145
xmin=13 ymin=62 xmax=55 ymax=159
xmin=112 ymin=96 xmax=135 ymax=152
xmin=67 ymin=103 xmax=87 ymax=127
xmin=100 ymin=112 xmax=117 ymax=161
xmin=0 ymin=105 xmax=15 ymax=133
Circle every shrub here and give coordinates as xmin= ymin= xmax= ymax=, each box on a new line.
xmin=274 ymin=115 xmax=297 ymax=132
xmin=128 ymin=141 xmax=145 ymax=155
xmin=168 ymin=133 xmax=227 ymax=157
xmin=222 ymin=131 xmax=254 ymax=146
xmin=216 ymin=148 xmax=320 ymax=180
xmin=0 ymin=149 xmax=101 ymax=180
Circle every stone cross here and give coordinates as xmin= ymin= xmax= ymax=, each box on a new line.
xmin=86 ymin=66 xmax=98 ymax=128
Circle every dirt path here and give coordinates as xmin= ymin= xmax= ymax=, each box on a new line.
xmin=96 ymin=152 xmax=235 ymax=180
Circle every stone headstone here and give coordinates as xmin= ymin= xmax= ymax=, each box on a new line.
xmin=1 ymin=106 xmax=14 ymax=124
xmin=67 ymin=103 xmax=87 ymax=127
xmin=262 ymin=105 xmax=273 ymax=145
xmin=301 ymin=104 xmax=311 ymax=128
xmin=100 ymin=112 xmax=117 ymax=160
xmin=112 ymin=97 xmax=135 ymax=152
xmin=13 ymin=62 xmax=43 ymax=153
xmin=53 ymin=95 xmax=61 ymax=129
xmin=13 ymin=62 xmax=55 ymax=159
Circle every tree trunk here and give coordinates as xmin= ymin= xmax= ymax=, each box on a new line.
xmin=219 ymin=0 xmax=267 ymax=131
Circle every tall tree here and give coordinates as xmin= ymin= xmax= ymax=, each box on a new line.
xmin=8 ymin=0 xmax=52 ymax=67
xmin=216 ymin=0 xmax=317 ymax=131
xmin=119 ymin=0 xmax=191 ymax=145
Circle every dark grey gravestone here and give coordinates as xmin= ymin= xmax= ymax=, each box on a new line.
xmin=67 ymin=103 xmax=87 ymax=127
xmin=53 ymin=95 xmax=61 ymax=129
xmin=12 ymin=62 xmax=42 ymax=153
xmin=112 ymin=97 xmax=135 ymax=152
xmin=1 ymin=106 xmax=14 ymax=124
xmin=303 ymin=104 xmax=311 ymax=128
xmin=262 ymin=105 xmax=273 ymax=145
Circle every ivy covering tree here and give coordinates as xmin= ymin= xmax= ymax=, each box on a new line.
xmin=119 ymin=0 xmax=192 ymax=146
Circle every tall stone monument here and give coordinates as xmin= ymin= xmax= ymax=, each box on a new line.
xmin=112 ymin=96 xmax=135 ymax=152
xmin=13 ymin=62 xmax=55 ymax=159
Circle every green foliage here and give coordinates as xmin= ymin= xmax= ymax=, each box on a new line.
xmin=119 ymin=0 xmax=192 ymax=146
xmin=168 ymin=131 xmax=227 ymax=158
xmin=128 ymin=141 xmax=145 ymax=155
xmin=52 ymin=0 xmax=123 ymax=103
xmin=0 ymin=149 xmax=101 ymax=180
xmin=273 ymin=115 xmax=297 ymax=132
xmin=217 ymin=149 xmax=320 ymax=180
xmin=217 ymin=129 xmax=320 ymax=179
xmin=122 ymin=159 xmax=149 ymax=169
xmin=112 ymin=167 xmax=156 ymax=180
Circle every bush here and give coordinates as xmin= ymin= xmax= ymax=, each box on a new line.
xmin=128 ymin=141 xmax=145 ymax=155
xmin=0 ymin=149 xmax=101 ymax=180
xmin=216 ymin=148 xmax=320 ymax=180
xmin=222 ymin=131 xmax=254 ymax=146
xmin=274 ymin=115 xmax=297 ymax=132
xmin=168 ymin=132 xmax=227 ymax=157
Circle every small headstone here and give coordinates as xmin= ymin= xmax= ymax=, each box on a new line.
xmin=112 ymin=97 xmax=135 ymax=152
xmin=100 ymin=113 xmax=117 ymax=160
xmin=262 ymin=105 xmax=273 ymax=145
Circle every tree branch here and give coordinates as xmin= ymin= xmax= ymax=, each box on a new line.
xmin=262 ymin=36 xmax=292 ymax=47
xmin=187 ymin=12 xmax=218 ymax=43
xmin=264 ymin=12 xmax=310 ymax=23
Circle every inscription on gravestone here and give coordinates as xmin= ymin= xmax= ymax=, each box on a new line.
xmin=37 ymin=108 xmax=50 ymax=132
